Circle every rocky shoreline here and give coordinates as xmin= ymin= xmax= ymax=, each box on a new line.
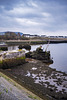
xmin=1 ymin=58 xmax=67 ymax=100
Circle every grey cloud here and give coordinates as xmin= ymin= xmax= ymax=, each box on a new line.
xmin=0 ymin=0 xmax=67 ymax=35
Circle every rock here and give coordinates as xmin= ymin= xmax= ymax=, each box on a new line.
xmin=18 ymin=44 xmax=31 ymax=51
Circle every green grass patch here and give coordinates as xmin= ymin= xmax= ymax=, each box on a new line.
xmin=28 ymin=95 xmax=37 ymax=99
xmin=0 ymin=60 xmax=3 ymax=64
xmin=5 ymin=88 xmax=8 ymax=93
xmin=3 ymin=88 xmax=8 ymax=93
xmin=16 ymin=56 xmax=25 ymax=60
xmin=0 ymin=92 xmax=2 ymax=95
xmin=10 ymin=88 xmax=12 ymax=91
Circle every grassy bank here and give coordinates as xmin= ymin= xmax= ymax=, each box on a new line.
xmin=5 ymin=40 xmax=47 ymax=46
xmin=4 ymin=40 xmax=67 ymax=46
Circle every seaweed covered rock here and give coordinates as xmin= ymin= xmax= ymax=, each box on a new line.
xmin=22 ymin=44 xmax=31 ymax=51
xmin=18 ymin=45 xmax=23 ymax=49
xmin=18 ymin=44 xmax=31 ymax=51
xmin=25 ymin=46 xmax=53 ymax=64
xmin=0 ymin=57 xmax=26 ymax=69
xmin=25 ymin=52 xmax=32 ymax=58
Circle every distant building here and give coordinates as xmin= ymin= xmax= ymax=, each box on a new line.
xmin=5 ymin=32 xmax=16 ymax=36
xmin=29 ymin=35 xmax=40 ymax=38
xmin=23 ymin=34 xmax=40 ymax=38
xmin=58 ymin=36 xmax=63 ymax=38
xmin=48 ymin=36 xmax=58 ymax=38
xmin=48 ymin=36 xmax=67 ymax=38
xmin=23 ymin=34 xmax=30 ymax=37
xmin=0 ymin=31 xmax=23 ymax=36
xmin=41 ymin=35 xmax=46 ymax=37
xmin=48 ymin=36 xmax=55 ymax=38
xmin=15 ymin=32 xmax=23 ymax=36
xmin=0 ymin=31 xmax=23 ymax=39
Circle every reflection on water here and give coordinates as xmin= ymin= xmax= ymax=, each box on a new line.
xmin=48 ymin=44 xmax=67 ymax=73
xmin=8 ymin=43 xmax=67 ymax=73
xmin=31 ymin=43 xmax=67 ymax=73
xmin=8 ymin=46 xmax=19 ymax=51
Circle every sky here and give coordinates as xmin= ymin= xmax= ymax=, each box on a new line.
xmin=0 ymin=0 xmax=67 ymax=36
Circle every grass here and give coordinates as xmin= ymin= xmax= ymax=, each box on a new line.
xmin=0 ymin=60 xmax=3 ymax=64
xmin=3 ymin=88 xmax=8 ymax=93
xmin=18 ymin=49 xmax=22 ymax=52
xmin=10 ymin=88 xmax=12 ymax=91
xmin=0 ymin=50 xmax=2 ymax=52
xmin=14 ymin=83 xmax=16 ymax=86
xmin=0 ymin=92 xmax=2 ymax=95
xmin=5 ymin=88 xmax=8 ymax=93
xmin=16 ymin=56 xmax=25 ymax=60
xmin=0 ymin=72 xmax=11 ymax=81
xmin=28 ymin=95 xmax=37 ymax=99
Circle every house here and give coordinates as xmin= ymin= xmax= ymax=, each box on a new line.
xmin=48 ymin=36 xmax=58 ymax=38
xmin=23 ymin=34 xmax=40 ymax=38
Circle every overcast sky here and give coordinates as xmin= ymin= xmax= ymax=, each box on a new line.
xmin=0 ymin=0 xmax=67 ymax=36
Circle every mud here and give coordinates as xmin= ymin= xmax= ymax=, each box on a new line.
xmin=1 ymin=59 xmax=67 ymax=100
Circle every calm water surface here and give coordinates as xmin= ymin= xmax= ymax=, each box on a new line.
xmin=8 ymin=43 xmax=67 ymax=73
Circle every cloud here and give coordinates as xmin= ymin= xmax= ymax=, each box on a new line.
xmin=0 ymin=0 xmax=67 ymax=36
xmin=15 ymin=18 xmax=39 ymax=26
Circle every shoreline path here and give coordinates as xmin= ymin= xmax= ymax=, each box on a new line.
xmin=0 ymin=72 xmax=42 ymax=100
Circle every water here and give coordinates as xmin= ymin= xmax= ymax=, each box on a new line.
xmin=31 ymin=44 xmax=67 ymax=73
xmin=8 ymin=43 xmax=67 ymax=73
xmin=8 ymin=46 xmax=19 ymax=51
xmin=0 ymin=42 xmax=7 ymax=45
xmin=48 ymin=44 xmax=67 ymax=73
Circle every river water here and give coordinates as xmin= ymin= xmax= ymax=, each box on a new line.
xmin=8 ymin=43 xmax=67 ymax=73
xmin=31 ymin=43 xmax=67 ymax=73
